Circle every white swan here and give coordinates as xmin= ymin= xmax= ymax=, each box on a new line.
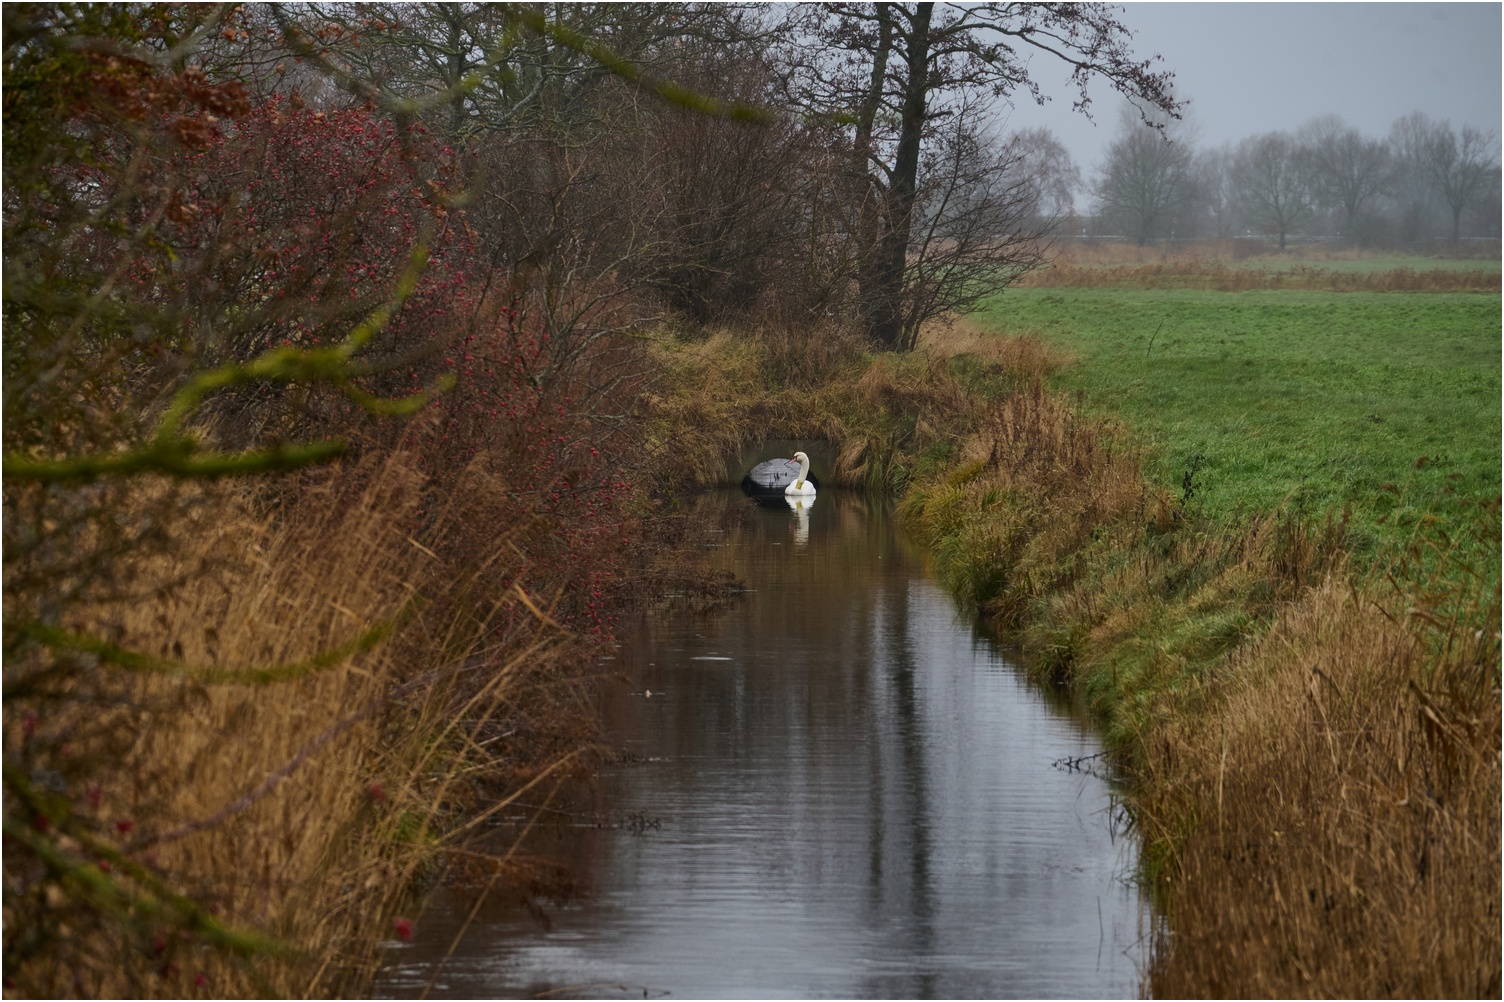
xmin=784 ymin=451 xmax=817 ymax=497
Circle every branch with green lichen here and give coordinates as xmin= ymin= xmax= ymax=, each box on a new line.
xmin=508 ymin=8 xmax=776 ymax=123
xmin=3 ymin=768 xmax=288 ymax=958
xmin=3 ymin=239 xmax=448 ymax=484
xmin=7 ymin=601 xmax=415 ymax=689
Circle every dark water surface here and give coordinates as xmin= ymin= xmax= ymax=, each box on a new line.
xmin=377 ymin=491 xmax=1149 ymax=1000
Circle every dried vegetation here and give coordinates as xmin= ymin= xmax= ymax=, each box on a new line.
xmin=4 ymin=432 xmax=632 ymax=996
xmin=639 ymin=323 xmax=978 ymax=494
xmin=1148 ymin=570 xmax=1499 ymax=998
xmin=1020 ymin=258 xmax=1501 ymax=293
xmin=1018 ymin=240 xmax=1501 ymax=292
xmin=893 ymin=326 xmax=1500 ymax=998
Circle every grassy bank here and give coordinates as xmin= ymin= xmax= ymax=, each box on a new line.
xmin=910 ymin=280 xmax=1500 ymax=995
xmin=653 ymin=312 xmax=1500 ymax=998
xmin=897 ymin=366 xmax=1499 ymax=996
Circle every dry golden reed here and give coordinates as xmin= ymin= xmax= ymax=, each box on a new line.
xmin=3 ymin=445 xmax=601 ymax=998
xmin=1019 ymin=259 xmax=1501 ymax=293
xmin=1148 ymin=576 xmax=1500 ymax=999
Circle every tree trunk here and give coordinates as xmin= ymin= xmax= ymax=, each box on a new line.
xmin=445 ymin=8 xmax=467 ymax=136
xmin=854 ymin=4 xmax=893 ymax=349
xmin=861 ymin=2 xmax=931 ymax=352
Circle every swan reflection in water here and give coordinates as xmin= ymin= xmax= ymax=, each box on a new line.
xmin=741 ymin=451 xmax=818 ymax=546
xmin=785 ymin=493 xmax=814 ymax=546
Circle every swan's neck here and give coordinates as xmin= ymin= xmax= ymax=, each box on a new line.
xmin=796 ymin=455 xmax=810 ymax=486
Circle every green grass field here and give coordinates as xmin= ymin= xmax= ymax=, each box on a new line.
xmin=977 ymin=287 xmax=1501 ymax=558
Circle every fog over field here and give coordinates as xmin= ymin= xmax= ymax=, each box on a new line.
xmin=1002 ymin=2 xmax=1502 ymax=170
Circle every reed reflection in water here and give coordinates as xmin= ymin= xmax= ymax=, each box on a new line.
xmin=378 ymin=490 xmax=1149 ymax=1000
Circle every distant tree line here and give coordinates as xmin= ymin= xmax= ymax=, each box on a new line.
xmin=1088 ymin=106 xmax=1501 ymax=249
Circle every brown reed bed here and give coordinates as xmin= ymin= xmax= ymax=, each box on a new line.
xmin=2 ymin=439 xmax=615 ymax=998
xmin=1039 ymin=238 xmax=1502 ymax=267
xmin=1146 ymin=568 xmax=1500 ymax=998
xmin=1018 ymin=257 xmax=1501 ymax=293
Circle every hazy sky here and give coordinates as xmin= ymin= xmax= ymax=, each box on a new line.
xmin=998 ymin=2 xmax=1502 ymax=171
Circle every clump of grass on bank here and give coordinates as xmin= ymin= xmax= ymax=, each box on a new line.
xmin=640 ymin=323 xmax=984 ymax=495
xmin=1147 ymin=552 xmax=1500 ymax=998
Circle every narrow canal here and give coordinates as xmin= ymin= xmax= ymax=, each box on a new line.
xmin=378 ymin=489 xmax=1150 ymax=999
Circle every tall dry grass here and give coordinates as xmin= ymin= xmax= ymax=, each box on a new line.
xmin=1040 ymin=238 xmax=1501 ymax=267
xmin=1015 ymin=238 xmax=1501 ymax=292
xmin=898 ymin=376 xmax=1166 ymax=630
xmin=895 ymin=330 xmax=1501 ymax=997
xmin=1147 ymin=569 xmax=1500 ymax=998
xmin=3 ymin=443 xmax=606 ymax=997
xmin=639 ymin=316 xmax=1069 ymax=501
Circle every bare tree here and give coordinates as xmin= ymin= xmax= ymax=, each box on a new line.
xmin=1011 ymin=126 xmax=1082 ymax=224
xmin=1387 ymin=110 xmax=1447 ymax=245
xmin=278 ymin=3 xmax=805 ymax=389
xmin=1299 ymin=115 xmax=1393 ymax=244
xmin=636 ymin=54 xmax=820 ymax=323
xmin=792 ymin=2 xmax=1183 ymax=350
xmin=1422 ymin=121 xmax=1500 ymax=243
xmin=302 ymin=3 xmax=768 ymax=138
xmin=1193 ymin=145 xmax=1238 ymax=239
xmin=896 ymin=103 xmax=1056 ymax=339
xmin=1092 ymin=104 xmax=1197 ymax=245
xmin=1229 ymin=131 xmax=1313 ymax=250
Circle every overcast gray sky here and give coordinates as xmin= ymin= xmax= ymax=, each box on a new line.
xmin=998 ymin=2 xmax=1502 ymax=171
